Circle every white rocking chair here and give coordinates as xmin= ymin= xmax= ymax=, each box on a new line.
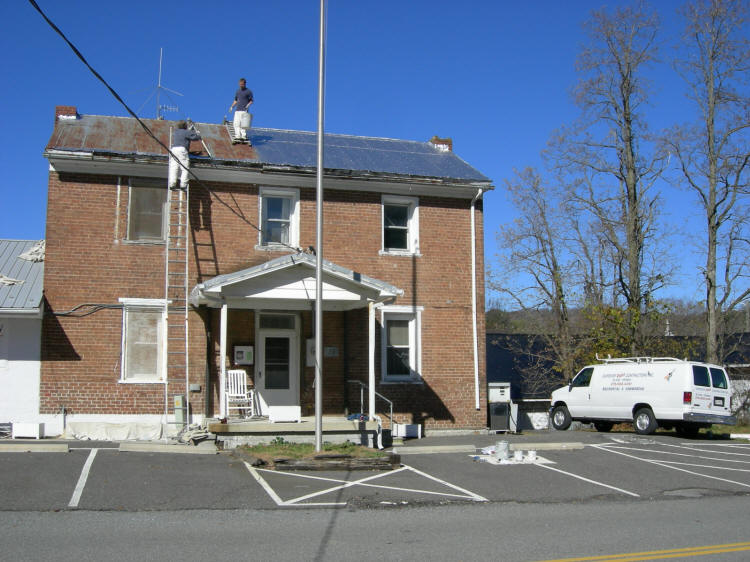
xmin=225 ymin=369 xmax=254 ymax=418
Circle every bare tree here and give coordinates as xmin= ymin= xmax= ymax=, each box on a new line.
xmin=493 ymin=167 xmax=578 ymax=379
xmin=666 ymin=0 xmax=750 ymax=363
xmin=549 ymin=2 xmax=668 ymax=354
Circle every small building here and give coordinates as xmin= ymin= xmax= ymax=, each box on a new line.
xmin=0 ymin=239 xmax=45 ymax=435
xmin=39 ymin=106 xmax=493 ymax=442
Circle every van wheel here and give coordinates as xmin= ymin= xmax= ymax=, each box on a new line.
xmin=551 ymin=405 xmax=572 ymax=431
xmin=594 ymin=422 xmax=614 ymax=432
xmin=633 ymin=408 xmax=657 ymax=435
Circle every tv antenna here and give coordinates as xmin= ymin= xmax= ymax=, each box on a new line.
xmin=137 ymin=48 xmax=183 ymax=119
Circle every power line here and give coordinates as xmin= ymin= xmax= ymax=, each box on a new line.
xmin=29 ymin=0 xmax=302 ymax=254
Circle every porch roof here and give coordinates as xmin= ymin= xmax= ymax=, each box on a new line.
xmin=189 ymin=253 xmax=403 ymax=311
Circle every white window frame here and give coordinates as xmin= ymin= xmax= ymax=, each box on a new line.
xmin=380 ymin=195 xmax=420 ymax=256
xmin=379 ymin=305 xmax=422 ymax=383
xmin=119 ymin=298 xmax=167 ymax=384
xmin=257 ymin=187 xmax=300 ymax=250
xmin=126 ymin=179 xmax=167 ymax=243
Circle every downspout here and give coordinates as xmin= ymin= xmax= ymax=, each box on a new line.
xmin=471 ymin=188 xmax=483 ymax=410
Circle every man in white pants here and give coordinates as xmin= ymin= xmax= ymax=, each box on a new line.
xmin=168 ymin=121 xmax=201 ymax=189
xmin=229 ymin=77 xmax=254 ymax=144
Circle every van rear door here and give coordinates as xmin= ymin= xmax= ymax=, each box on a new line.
xmin=709 ymin=367 xmax=732 ymax=417
xmin=690 ymin=365 xmax=714 ymax=416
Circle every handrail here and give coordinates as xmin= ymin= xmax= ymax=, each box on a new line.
xmin=347 ymin=380 xmax=394 ymax=426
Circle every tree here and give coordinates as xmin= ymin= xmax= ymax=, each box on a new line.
xmin=493 ymin=167 xmax=577 ymax=378
xmin=549 ymin=2 xmax=669 ymax=355
xmin=666 ymin=0 xmax=750 ymax=363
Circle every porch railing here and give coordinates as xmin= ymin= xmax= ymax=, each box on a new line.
xmin=347 ymin=380 xmax=393 ymax=428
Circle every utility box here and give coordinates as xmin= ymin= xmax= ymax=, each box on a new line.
xmin=488 ymin=382 xmax=517 ymax=433
xmin=173 ymin=395 xmax=187 ymax=426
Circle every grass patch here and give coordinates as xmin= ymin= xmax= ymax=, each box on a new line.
xmin=708 ymin=424 xmax=750 ymax=436
xmin=240 ymin=437 xmax=386 ymax=464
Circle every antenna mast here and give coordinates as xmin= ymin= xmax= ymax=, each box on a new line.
xmin=137 ymin=48 xmax=183 ymax=119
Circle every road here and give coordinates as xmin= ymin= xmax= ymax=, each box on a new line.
xmin=1 ymin=497 xmax=748 ymax=561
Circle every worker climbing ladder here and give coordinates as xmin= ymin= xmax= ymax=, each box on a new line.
xmin=164 ymin=155 xmax=190 ymax=426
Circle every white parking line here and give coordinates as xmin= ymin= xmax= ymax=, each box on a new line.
xmin=592 ymin=444 xmax=750 ymax=490
xmin=245 ymin=463 xmax=488 ymax=506
xmin=660 ymin=442 xmax=750 ymax=457
xmin=533 ymin=462 xmax=640 ymax=497
xmin=68 ymin=448 xmax=98 ymax=508
xmin=599 ymin=444 xmax=750 ymax=465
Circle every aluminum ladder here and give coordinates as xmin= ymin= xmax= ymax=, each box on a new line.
xmin=164 ymin=183 xmax=190 ymax=424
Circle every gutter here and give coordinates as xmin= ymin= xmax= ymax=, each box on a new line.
xmin=0 ymin=307 xmax=43 ymax=319
xmin=471 ymin=188 xmax=483 ymax=410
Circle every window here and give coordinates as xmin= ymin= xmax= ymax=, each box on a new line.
xmin=259 ymin=187 xmax=299 ymax=248
xmin=710 ymin=367 xmax=728 ymax=389
xmin=381 ymin=195 xmax=419 ymax=254
xmin=692 ymin=365 xmax=711 ymax=387
xmin=380 ymin=307 xmax=422 ymax=382
xmin=120 ymin=299 xmax=165 ymax=383
xmin=571 ymin=368 xmax=593 ymax=388
xmin=127 ymin=181 xmax=167 ymax=241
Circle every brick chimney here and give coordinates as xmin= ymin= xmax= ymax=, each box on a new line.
xmin=429 ymin=135 xmax=452 ymax=152
xmin=55 ymin=106 xmax=78 ymax=122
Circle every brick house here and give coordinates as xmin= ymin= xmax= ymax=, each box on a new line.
xmin=39 ymin=105 xmax=492 ymax=441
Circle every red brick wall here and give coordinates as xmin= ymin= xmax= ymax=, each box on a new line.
xmin=41 ymin=171 xmax=487 ymax=428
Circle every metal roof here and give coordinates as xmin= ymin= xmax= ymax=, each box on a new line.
xmin=0 ymin=240 xmax=44 ymax=312
xmin=45 ymin=113 xmax=491 ymax=184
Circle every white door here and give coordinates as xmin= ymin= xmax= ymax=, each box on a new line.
xmin=255 ymin=314 xmax=299 ymax=421
xmin=565 ymin=367 xmax=594 ymax=418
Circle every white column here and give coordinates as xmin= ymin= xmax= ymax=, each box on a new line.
xmin=368 ymin=302 xmax=375 ymax=421
xmin=219 ymin=303 xmax=228 ymax=418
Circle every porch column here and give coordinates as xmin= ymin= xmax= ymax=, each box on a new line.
xmin=368 ymin=301 xmax=375 ymax=421
xmin=219 ymin=303 xmax=228 ymax=418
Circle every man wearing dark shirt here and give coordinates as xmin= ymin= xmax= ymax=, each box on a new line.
xmin=229 ymin=77 xmax=253 ymax=143
xmin=168 ymin=121 xmax=201 ymax=189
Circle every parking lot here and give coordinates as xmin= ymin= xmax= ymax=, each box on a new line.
xmin=2 ymin=431 xmax=749 ymax=511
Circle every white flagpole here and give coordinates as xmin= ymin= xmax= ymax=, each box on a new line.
xmin=314 ymin=0 xmax=326 ymax=452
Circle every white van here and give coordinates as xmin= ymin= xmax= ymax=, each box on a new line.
xmin=549 ymin=357 xmax=736 ymax=435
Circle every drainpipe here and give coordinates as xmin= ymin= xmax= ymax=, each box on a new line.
xmin=471 ymin=188 xmax=483 ymax=410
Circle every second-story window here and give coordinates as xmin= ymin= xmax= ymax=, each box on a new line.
xmin=381 ymin=195 xmax=419 ymax=255
xmin=127 ymin=180 xmax=167 ymax=242
xmin=259 ymin=187 xmax=299 ymax=249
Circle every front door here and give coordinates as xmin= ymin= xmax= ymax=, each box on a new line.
xmin=255 ymin=314 xmax=300 ymax=421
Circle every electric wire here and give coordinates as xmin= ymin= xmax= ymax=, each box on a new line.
xmin=29 ymin=0 xmax=303 ymax=255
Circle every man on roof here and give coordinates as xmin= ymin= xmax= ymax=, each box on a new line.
xmin=229 ymin=77 xmax=254 ymax=145
xmin=168 ymin=121 xmax=201 ymax=190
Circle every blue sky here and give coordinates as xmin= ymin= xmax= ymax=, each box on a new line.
xmin=1 ymin=0 xmax=708 ymax=302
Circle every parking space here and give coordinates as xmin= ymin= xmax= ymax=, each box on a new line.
xmin=2 ymin=433 xmax=749 ymax=511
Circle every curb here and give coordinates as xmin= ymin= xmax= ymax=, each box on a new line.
xmin=0 ymin=443 xmax=69 ymax=453
xmin=730 ymin=433 xmax=750 ymax=440
xmin=119 ymin=442 xmax=218 ymax=454
xmin=394 ymin=442 xmax=585 ymax=455
xmin=394 ymin=445 xmax=477 ymax=455
xmin=511 ymin=442 xmax=584 ymax=451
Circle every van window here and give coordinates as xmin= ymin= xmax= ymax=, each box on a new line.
xmin=571 ymin=367 xmax=593 ymax=388
xmin=692 ymin=366 xmax=711 ymax=387
xmin=709 ymin=368 xmax=728 ymax=389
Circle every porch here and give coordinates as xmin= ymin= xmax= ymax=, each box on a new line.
xmin=190 ymin=253 xmax=404 ymax=432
